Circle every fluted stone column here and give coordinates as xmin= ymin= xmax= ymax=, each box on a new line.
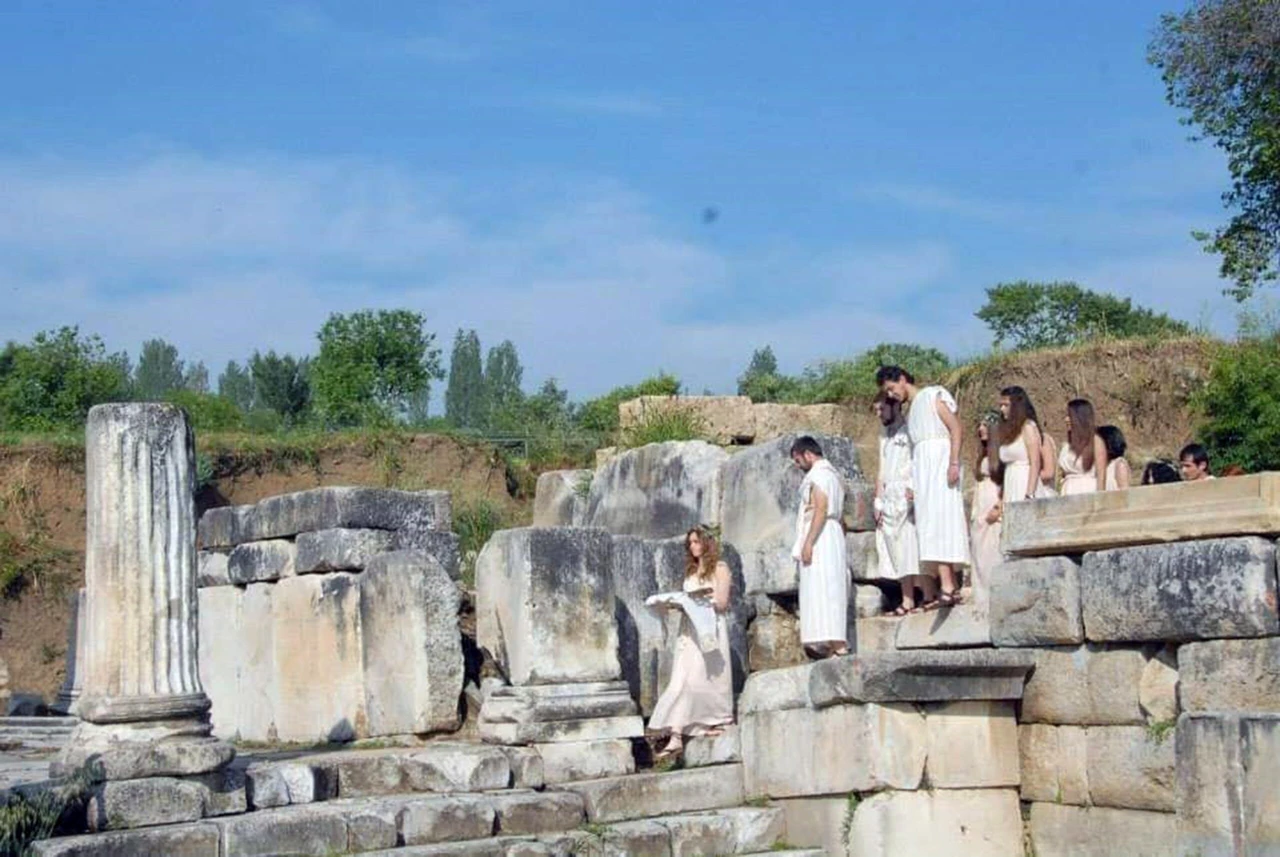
xmin=51 ymin=588 xmax=86 ymax=715
xmin=59 ymin=404 xmax=233 ymax=779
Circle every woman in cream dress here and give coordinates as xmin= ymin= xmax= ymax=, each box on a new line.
xmin=970 ymin=415 xmax=1004 ymax=598
xmin=1097 ymin=425 xmax=1132 ymax=490
xmin=650 ymin=526 xmax=733 ymax=760
xmin=997 ymin=386 xmax=1056 ymax=503
xmin=1058 ymin=399 xmax=1109 ymax=495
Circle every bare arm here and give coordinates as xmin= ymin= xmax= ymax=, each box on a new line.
xmin=1094 ymin=436 xmax=1109 ymax=492
xmin=802 ymin=487 xmax=828 ymax=563
xmin=1023 ymin=425 xmax=1041 ymax=499
xmin=1115 ymin=459 xmax=1131 ymax=489
xmin=712 ymin=562 xmax=731 ymax=613
xmin=935 ymin=398 xmax=963 ymax=487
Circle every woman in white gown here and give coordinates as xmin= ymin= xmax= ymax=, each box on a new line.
xmin=1097 ymin=425 xmax=1132 ymax=489
xmin=998 ymin=386 xmax=1056 ymax=503
xmin=1058 ymin=398 xmax=1109 ymax=495
xmin=970 ymin=414 xmax=1003 ymax=602
xmin=650 ymin=526 xmax=734 ymax=760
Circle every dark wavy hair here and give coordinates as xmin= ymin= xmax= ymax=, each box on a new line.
xmin=1066 ymin=399 xmax=1097 ymax=471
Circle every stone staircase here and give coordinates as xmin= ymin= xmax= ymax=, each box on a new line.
xmin=31 ymin=736 xmax=827 ymax=856
xmin=0 ymin=716 xmax=78 ymax=751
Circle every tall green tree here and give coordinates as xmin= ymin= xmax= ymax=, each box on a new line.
xmin=445 ymin=329 xmax=486 ymax=430
xmin=311 ymin=309 xmax=443 ymax=426
xmin=1150 ymin=0 xmax=1280 ymax=300
xmin=134 ymin=338 xmax=186 ymax=401
xmin=250 ymin=350 xmax=311 ymax=425
xmin=183 ymin=361 xmax=210 ymax=394
xmin=484 ymin=340 xmax=524 ymax=425
xmin=975 ymin=281 xmax=1191 ymax=350
xmin=737 ymin=345 xmax=793 ymax=402
xmin=0 ymin=327 xmax=131 ymax=431
xmin=217 ymin=360 xmax=255 ymax=412
xmin=1194 ymin=334 xmax=1280 ymax=472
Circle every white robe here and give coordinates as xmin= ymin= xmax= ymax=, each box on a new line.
xmin=875 ymin=421 xmax=921 ymax=580
xmin=907 ymin=386 xmax=971 ymax=565
xmin=792 ymin=458 xmax=848 ymax=645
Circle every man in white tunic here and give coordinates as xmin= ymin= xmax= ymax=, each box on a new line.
xmin=790 ymin=436 xmax=848 ymax=658
xmin=876 ymin=365 xmax=970 ymax=608
xmin=873 ymin=393 xmax=931 ymax=613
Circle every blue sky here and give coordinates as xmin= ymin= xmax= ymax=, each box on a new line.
xmin=0 ymin=1 xmax=1237 ymax=400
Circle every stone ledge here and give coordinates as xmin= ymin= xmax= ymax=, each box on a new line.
xmin=807 ymin=650 xmax=1036 ymax=709
xmin=1003 ymin=472 xmax=1280 ymax=556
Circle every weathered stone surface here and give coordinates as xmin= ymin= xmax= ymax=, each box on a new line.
xmin=560 ymin=764 xmax=746 ymax=823
xmin=855 ymin=615 xmax=899 ymax=654
xmin=807 ymin=650 xmax=1035 ymax=708
xmin=498 ymin=746 xmax=544 ymax=789
xmin=86 ymin=777 xmax=207 ymax=831
xmin=1028 ymin=803 xmax=1177 ymax=857
xmin=847 ymin=789 xmax=1023 ymax=857
xmin=1020 ymin=645 xmax=1146 ymax=725
xmin=585 ymin=441 xmax=728 ymax=539
xmin=191 ymin=766 xmax=247 ymax=817
xmin=1004 ymin=472 xmax=1280 ymax=556
xmin=215 ymin=803 xmax=349 ymax=856
xmin=481 ymin=714 xmax=645 ymax=745
xmin=238 ymin=583 xmax=277 ymax=742
xmin=359 ymin=551 xmax=463 ymax=736
xmin=719 ymin=433 xmax=864 ymax=554
xmin=846 ymin=530 xmax=880 ymax=581
xmin=1019 ymin=724 xmax=1089 ymax=805
xmin=197 ymin=585 xmax=243 ymax=740
xmin=1087 ymin=726 xmax=1176 ymax=812
xmin=1081 ymin=537 xmax=1279 ymax=642
xmin=227 ymin=539 xmax=296 ymax=584
xmin=853 ymin=583 xmax=888 ymax=619
xmin=1179 ymin=637 xmax=1280 ymax=714
xmin=747 ymin=599 xmax=808 ymax=671
xmin=330 ymin=744 xmax=511 ymax=797
xmin=31 ymin=823 xmax=221 ymax=857
xmin=533 ymin=470 xmax=591 ymax=528
xmin=387 ymin=529 xmax=462 ymax=580
xmin=199 ymin=487 xmax=452 ymax=549
xmin=894 ymin=600 xmax=991 ymax=648
xmin=196 ymin=551 xmax=230 ymax=587
xmin=477 ymin=527 xmax=621 ymax=687
xmin=1139 ymin=649 xmax=1179 ymax=723
xmin=742 ymin=702 xmax=926 ymax=797
xmin=739 ymin=663 xmax=813 ymax=715
xmin=272 ymin=573 xmax=366 ymax=743
xmin=924 ymin=701 xmax=1019 ymax=788
xmin=480 ymin=682 xmax=636 ymax=724
xmin=536 ymin=739 xmax=634 ymax=784
xmin=684 ymin=724 xmax=740 ymax=767
xmin=295 ymin=527 xmax=394 ymax=573
xmin=657 ymin=813 xmax=736 ymax=857
xmin=609 ymin=535 xmax=689 ymax=715
xmin=776 ymin=796 xmax=850 ymax=856
xmin=1177 ymin=712 xmax=1280 ymax=857
xmin=54 ymin=720 xmax=235 ymax=781
xmin=620 ymin=395 xmax=757 ymax=444
xmin=490 ymin=790 xmax=585 ymax=835
xmin=52 ymin=588 xmax=85 ymax=714
xmin=396 ymin=795 xmax=494 ymax=846
xmin=246 ymin=760 xmax=331 ymax=809
xmin=989 ymin=556 xmax=1083 ymax=646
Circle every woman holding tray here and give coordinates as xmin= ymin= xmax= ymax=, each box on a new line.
xmin=649 ymin=525 xmax=733 ymax=761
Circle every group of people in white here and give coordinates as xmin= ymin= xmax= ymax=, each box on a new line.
xmin=643 ymin=363 xmax=1223 ymax=760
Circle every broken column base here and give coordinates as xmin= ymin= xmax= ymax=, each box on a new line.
xmin=55 ymin=717 xmax=235 ymax=781
xmin=478 ymin=682 xmax=644 ymax=745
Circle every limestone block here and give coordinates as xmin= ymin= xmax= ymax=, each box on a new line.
xmin=359 ymin=551 xmax=463 ymax=736
xmin=532 ymin=470 xmax=591 ymax=527
xmin=855 ymin=615 xmax=899 ymax=654
xmin=750 ymin=402 xmax=861 ymax=446
xmin=741 ymin=701 xmax=926 ymax=797
xmin=295 ymin=527 xmax=394 ymax=573
xmin=739 ymin=663 xmax=813 ymax=715
xmin=86 ymin=777 xmax=207 ymax=831
xmin=395 ymin=795 xmax=495 ymax=846
xmin=740 ymin=544 xmax=799 ymax=595
xmin=584 ymin=441 xmax=728 ymax=539
xmin=747 ymin=599 xmax=809 ymax=671
xmin=214 ymin=803 xmax=349 ymax=856
xmin=777 ymin=796 xmax=851 ymax=856
xmin=1019 ymin=724 xmax=1089 ymax=805
xmin=846 ymin=531 xmax=880 ymax=582
xmin=923 ymin=700 xmax=1019 ymax=788
xmin=246 ymin=760 xmax=332 ymax=809
xmin=1179 ymin=637 xmax=1280 ymax=714
xmin=559 ymin=764 xmax=745 ymax=823
xmin=490 ymin=790 xmax=585 ymax=835
xmin=238 ymin=583 xmax=277 ymax=743
xmin=619 ymin=395 xmax=756 ymax=445
xmin=1028 ymin=803 xmax=1177 ymax=857
xmin=894 ymin=601 xmax=991 ymax=648
xmin=30 ymin=823 xmax=221 ymax=857
xmin=807 ymin=650 xmax=1036 ymax=708
xmin=1176 ymin=712 xmax=1280 ymax=857
xmin=610 ymin=535 xmax=688 ymax=715
xmin=476 ymin=527 xmax=620 ymax=687
xmin=272 ymin=573 xmax=365 ymax=743
xmin=989 ymin=556 xmax=1083 ymax=646
xmin=854 ymin=584 xmax=888 ymax=619
xmin=196 ymin=551 xmax=230 ymax=587
xmin=481 ymin=714 xmax=644 ymax=745
xmin=684 ymin=724 xmax=740 ymax=767
xmin=330 ymin=744 xmax=511 ymax=797
xmin=226 ymin=538 xmax=296 ymax=584
xmin=192 ymin=766 xmax=247 ymax=817
xmin=709 ymin=806 xmax=788 ymax=853
xmin=1087 ymin=726 xmax=1176 ymax=812
xmin=498 ymin=746 xmax=544 ymax=789
xmin=1139 ymin=650 xmax=1179 ymax=723
xmin=1003 ymin=471 xmax=1280 ymax=557
xmin=846 ymin=789 xmax=1024 ymax=857
xmin=535 ymin=739 xmax=634 ymax=784
xmin=199 ymin=487 xmax=452 ymax=548
xmin=386 ymin=529 xmax=461 ymax=581
xmin=1020 ymin=645 xmax=1146 ymax=725
xmin=480 ymin=681 xmax=637 ymax=724
xmin=658 ymin=813 xmax=736 ymax=857
xmin=719 ymin=433 xmax=863 ymax=556
xmin=1080 ymin=537 xmax=1279 ymax=642
xmin=197 ymin=585 xmax=242 ymax=740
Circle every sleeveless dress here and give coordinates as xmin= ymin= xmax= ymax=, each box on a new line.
xmin=1000 ymin=425 xmax=1056 ymax=502
xmin=875 ymin=420 xmax=921 ymax=580
xmin=1104 ymin=458 xmax=1128 ymax=490
xmin=969 ymin=457 xmax=1002 ymax=605
xmin=906 ymin=386 xmax=970 ymax=565
xmin=1040 ymin=433 xmax=1060 ymax=493
xmin=1059 ymin=445 xmax=1098 ymax=495
xmin=648 ymin=570 xmax=733 ymax=735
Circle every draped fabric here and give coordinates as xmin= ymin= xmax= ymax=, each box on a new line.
xmin=907 ymin=386 xmax=971 ymax=565
xmin=792 ymin=458 xmax=848 ymax=644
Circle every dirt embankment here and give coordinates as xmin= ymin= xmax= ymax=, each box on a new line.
xmin=845 ymin=338 xmax=1215 ymax=481
xmin=0 ymin=433 xmax=530 ymax=701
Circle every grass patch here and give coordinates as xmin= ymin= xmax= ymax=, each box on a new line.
xmin=1146 ymin=717 xmax=1177 ymax=745
xmin=452 ymin=498 xmax=509 ymax=587
xmin=0 ymin=767 xmax=93 ymax=856
xmin=621 ymin=407 xmax=708 ymax=448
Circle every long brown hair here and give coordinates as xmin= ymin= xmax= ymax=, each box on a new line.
xmin=997 ymin=386 xmax=1037 ymax=446
xmin=1067 ymin=398 xmax=1097 ymax=470
xmin=684 ymin=526 xmax=720 ymax=582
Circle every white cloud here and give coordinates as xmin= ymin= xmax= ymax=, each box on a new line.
xmin=530 ymin=93 xmax=668 ymax=118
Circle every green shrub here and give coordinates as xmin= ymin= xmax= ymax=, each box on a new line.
xmin=578 ymin=373 xmax=681 ymax=435
xmin=0 ymin=768 xmax=92 ymax=855
xmin=1193 ymin=336 xmax=1280 ymax=472
xmin=621 ymin=407 xmax=708 ymax=448
xmin=452 ymin=498 xmax=508 ymax=587
xmin=166 ymin=390 xmax=245 ymax=433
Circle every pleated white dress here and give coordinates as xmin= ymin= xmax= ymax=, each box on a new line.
xmin=907 ymin=386 xmax=970 ymax=565
xmin=792 ymin=458 xmax=848 ymax=645
xmin=875 ymin=421 xmax=921 ymax=580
